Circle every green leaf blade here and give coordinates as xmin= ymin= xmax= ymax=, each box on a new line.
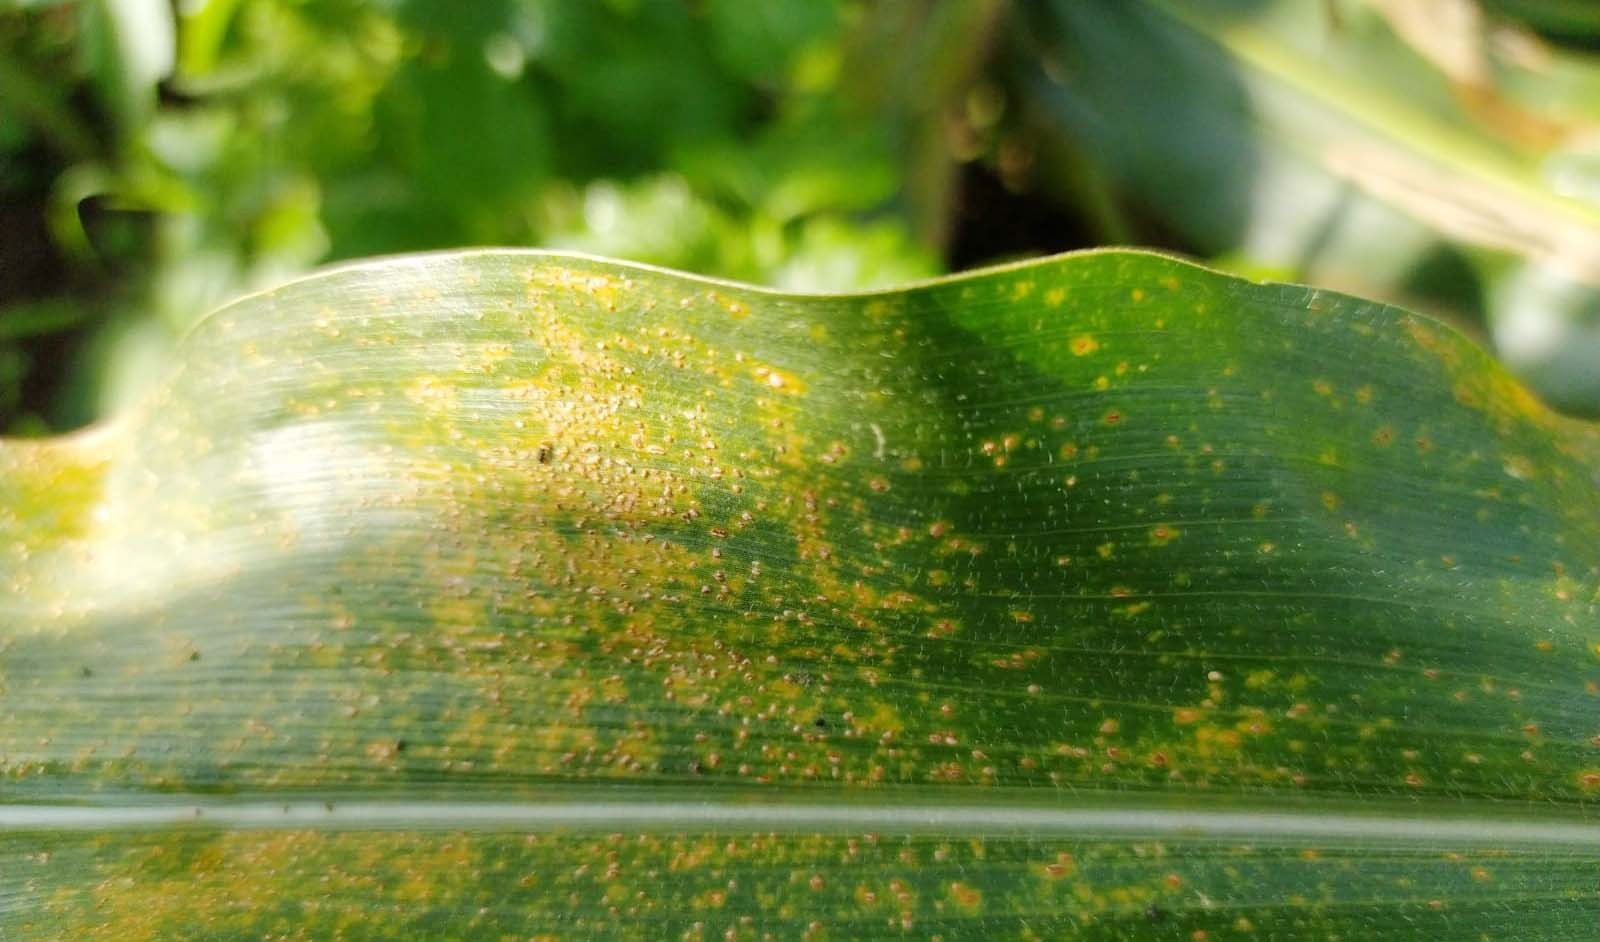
xmin=7 ymin=821 xmax=1598 ymax=941
xmin=2 ymin=250 xmax=1597 ymax=938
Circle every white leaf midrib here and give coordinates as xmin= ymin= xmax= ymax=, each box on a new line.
xmin=3 ymin=801 xmax=1596 ymax=848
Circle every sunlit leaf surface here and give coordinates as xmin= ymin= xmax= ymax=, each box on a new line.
xmin=3 ymin=249 xmax=1598 ymax=939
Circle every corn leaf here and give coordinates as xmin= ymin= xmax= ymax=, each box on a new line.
xmin=3 ymin=250 xmax=1598 ymax=940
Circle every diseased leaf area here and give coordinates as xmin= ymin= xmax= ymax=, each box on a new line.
xmin=3 ymin=251 xmax=1598 ymax=939
xmin=7 ymin=828 xmax=1596 ymax=941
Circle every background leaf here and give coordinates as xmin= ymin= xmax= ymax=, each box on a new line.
xmin=1009 ymin=0 xmax=1600 ymax=413
xmin=3 ymin=249 xmax=1598 ymax=939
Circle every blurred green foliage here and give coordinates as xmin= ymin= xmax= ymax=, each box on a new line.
xmin=0 ymin=0 xmax=945 ymax=432
xmin=4 ymin=0 xmax=1600 ymax=434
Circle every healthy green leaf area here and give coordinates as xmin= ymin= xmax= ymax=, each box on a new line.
xmin=2 ymin=249 xmax=1598 ymax=940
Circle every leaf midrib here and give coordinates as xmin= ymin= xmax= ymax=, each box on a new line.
xmin=5 ymin=799 xmax=1597 ymax=848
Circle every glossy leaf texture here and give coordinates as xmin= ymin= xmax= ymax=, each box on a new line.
xmin=2 ymin=250 xmax=1599 ymax=940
